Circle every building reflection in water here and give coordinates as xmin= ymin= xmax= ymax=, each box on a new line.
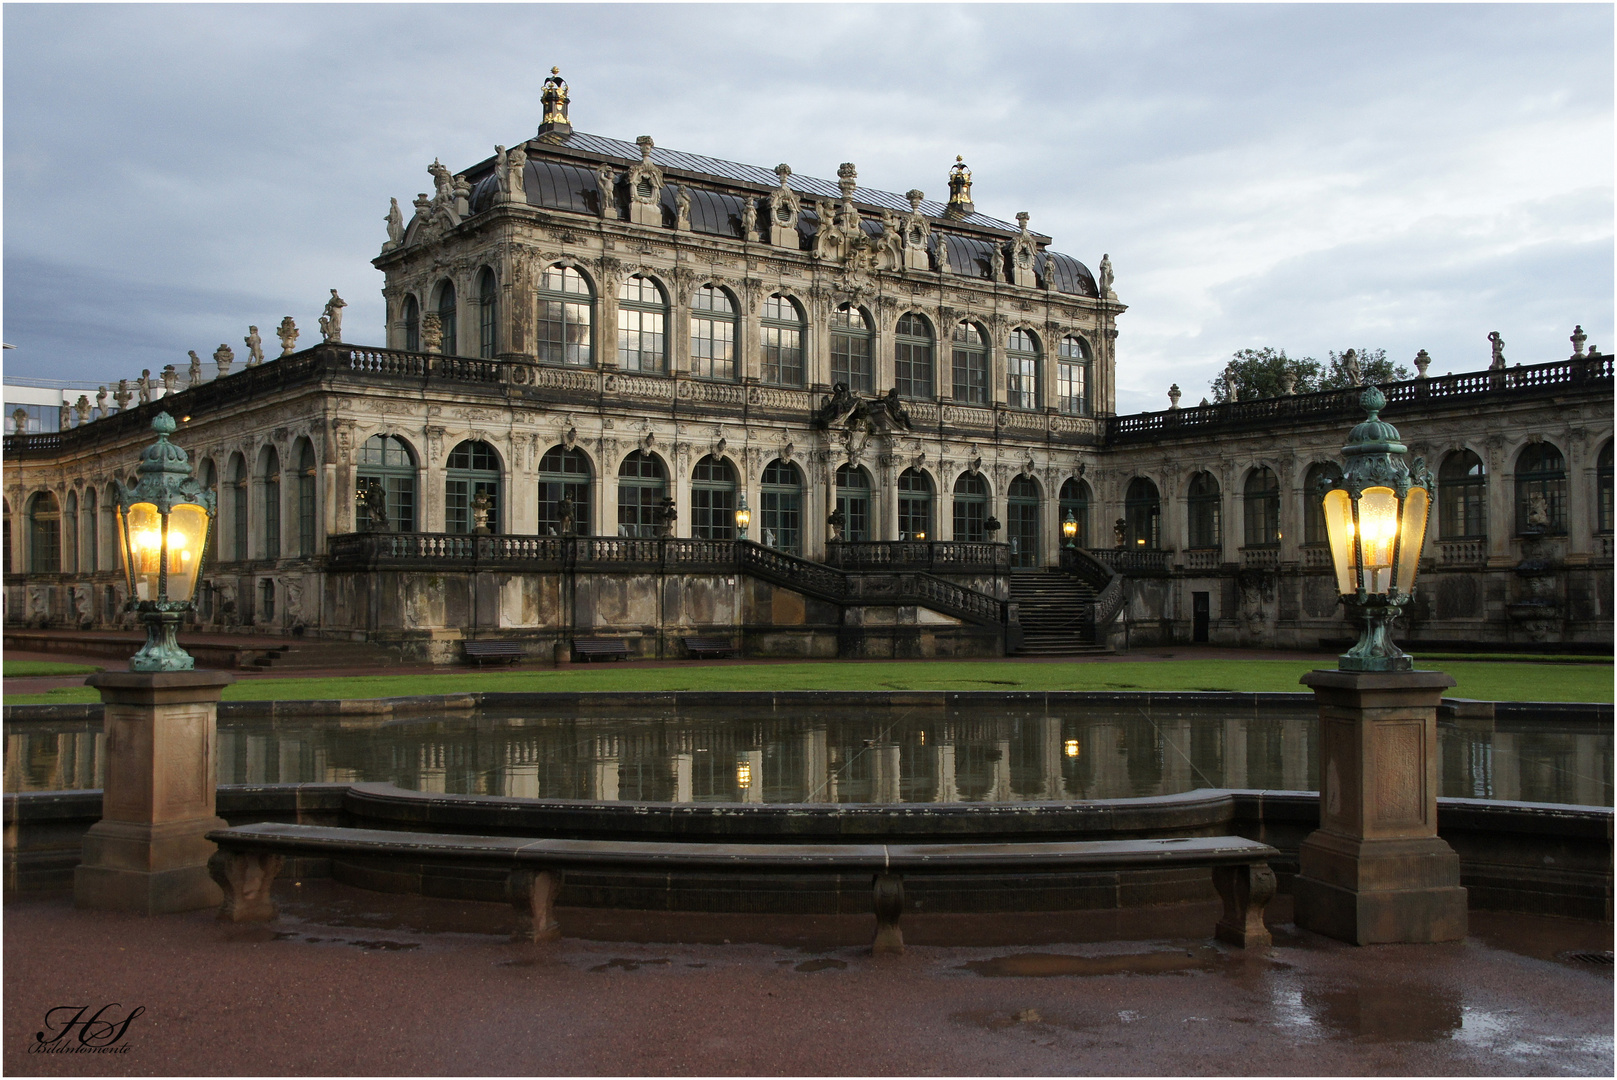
xmin=4 ymin=709 xmax=1612 ymax=808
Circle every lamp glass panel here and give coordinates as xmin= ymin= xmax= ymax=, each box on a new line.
xmin=1357 ymin=487 xmax=1399 ymax=593
xmin=122 ymin=502 xmax=163 ymax=600
xmin=163 ymin=503 xmax=210 ymax=602
xmin=1395 ymin=486 xmax=1430 ymax=595
xmin=735 ymin=507 xmax=752 ymax=530
xmin=1322 ymin=489 xmax=1357 ymax=595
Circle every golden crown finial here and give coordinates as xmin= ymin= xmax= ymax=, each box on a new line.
xmin=552 ymin=66 xmax=560 ymax=75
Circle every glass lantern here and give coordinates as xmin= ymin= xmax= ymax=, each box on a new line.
xmin=1062 ymin=510 xmax=1079 ymax=549
xmin=734 ymin=494 xmax=751 ymax=541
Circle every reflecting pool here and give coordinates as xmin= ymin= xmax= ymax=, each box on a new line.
xmin=6 ymin=705 xmax=1611 ymax=807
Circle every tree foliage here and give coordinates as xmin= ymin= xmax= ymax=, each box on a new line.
xmin=1210 ymin=346 xmax=1413 ymax=403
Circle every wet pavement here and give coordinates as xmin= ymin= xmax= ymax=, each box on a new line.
xmin=5 ymin=881 xmax=1610 ymax=1076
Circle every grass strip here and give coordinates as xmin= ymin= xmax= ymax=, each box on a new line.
xmin=3 ymin=661 xmax=103 ymax=677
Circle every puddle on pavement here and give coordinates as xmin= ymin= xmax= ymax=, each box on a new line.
xmin=1301 ymin=981 xmax=1463 ymax=1042
xmin=962 ymin=946 xmax=1222 ymax=978
xmin=270 ymin=930 xmax=420 ymax=951
xmin=795 ymin=958 xmax=848 ymax=973
xmin=590 ymin=957 xmax=674 ymax=973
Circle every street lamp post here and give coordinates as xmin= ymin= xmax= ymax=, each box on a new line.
xmin=1293 ymin=387 xmax=1466 ymax=945
xmin=734 ymin=494 xmax=751 ymax=542
xmin=1062 ymin=510 xmax=1078 ymax=550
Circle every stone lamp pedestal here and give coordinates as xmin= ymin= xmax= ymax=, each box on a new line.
xmin=73 ymin=670 xmax=235 ymax=914
xmin=1293 ymin=670 xmax=1468 ymax=945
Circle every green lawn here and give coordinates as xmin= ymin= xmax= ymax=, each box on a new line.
xmin=3 ymin=661 xmax=103 ymax=677
xmin=4 ymin=657 xmax=1610 ymax=705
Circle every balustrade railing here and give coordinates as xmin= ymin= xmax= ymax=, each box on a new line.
xmin=1089 ymin=548 xmax=1174 ymax=575
xmin=1301 ymin=545 xmax=1333 ymax=571
xmin=1598 ymin=535 xmax=1614 ymax=562
xmin=1437 ymin=539 xmax=1487 ymax=566
xmin=1181 ymin=549 xmax=1222 ymax=571
xmin=824 ymin=540 xmax=1009 ymax=572
xmin=1240 ymin=547 xmax=1280 ymax=569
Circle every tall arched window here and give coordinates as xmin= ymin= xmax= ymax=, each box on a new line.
xmin=761 ymin=294 xmax=804 ymax=386
xmin=478 ymin=268 xmax=498 ymax=358
xmin=1124 ymin=478 xmax=1160 ymax=549
xmin=230 ymin=455 xmax=248 ymax=560
xmin=1515 ymin=442 xmax=1567 ymax=534
xmin=760 ymin=460 xmax=803 ymax=553
xmin=101 ymin=483 xmax=119 ymax=572
xmin=82 ymin=486 xmax=98 ymax=572
xmin=1439 ymin=451 xmax=1486 ymax=540
xmin=617 ymin=451 xmax=666 ymax=537
xmin=690 ymin=284 xmax=737 ymax=381
xmin=835 ymin=465 xmax=871 ymax=542
xmin=295 ymin=441 xmax=317 ymax=555
xmin=617 ymin=274 xmax=667 ymax=373
xmin=831 ymin=304 xmax=874 ymax=392
xmin=1598 ymin=441 xmax=1613 ymax=535
xmin=1303 ymin=462 xmax=1344 ymax=546
xmin=949 ymin=321 xmax=986 ymax=405
xmin=1243 ymin=467 xmax=1281 ymax=548
xmin=691 ymin=455 xmax=737 ymax=540
xmin=897 ymin=469 xmax=933 ymax=540
xmin=1006 ymin=329 xmax=1040 ymax=410
xmin=1007 ymin=475 xmax=1041 ymax=567
xmin=27 ymin=492 xmax=59 ymax=573
xmin=195 ymin=462 xmax=215 ymax=572
xmin=537 ymin=264 xmax=594 ymax=366
xmin=401 ymin=295 xmax=420 ymax=352
xmin=895 ymin=313 xmax=935 ymax=399
xmin=1057 ymin=336 xmax=1091 ymax=416
xmin=2 ymin=499 xmax=11 ymax=575
xmin=953 ymin=472 xmax=989 ymax=543
xmin=260 ymin=446 xmax=281 ymax=559
xmin=1059 ymin=477 xmax=1090 ymax=549
xmin=64 ymin=491 xmax=78 ymax=574
xmin=446 ymin=440 xmax=501 ymax=535
xmin=357 ymin=435 xmax=417 ymax=532
xmin=435 ymin=279 xmax=457 ymax=355
xmin=538 ymin=446 xmax=592 ymax=536
xmin=1187 ymin=472 xmax=1221 ymax=551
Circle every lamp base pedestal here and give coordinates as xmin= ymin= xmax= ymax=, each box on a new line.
xmin=1293 ymin=832 xmax=1467 ymax=945
xmin=74 ymin=818 xmax=229 ymax=914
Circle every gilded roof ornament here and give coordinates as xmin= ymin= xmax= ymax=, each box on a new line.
xmin=539 ymin=66 xmax=572 ymax=140
xmin=946 ymin=155 xmax=974 ymax=218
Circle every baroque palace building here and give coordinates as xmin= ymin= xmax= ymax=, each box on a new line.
xmin=4 ymin=73 xmax=1612 ymax=660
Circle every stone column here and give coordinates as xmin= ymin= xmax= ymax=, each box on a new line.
xmin=74 ymin=670 xmax=235 ymax=914
xmin=1293 ymin=669 xmax=1467 ymax=945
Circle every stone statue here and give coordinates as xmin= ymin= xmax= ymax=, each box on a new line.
xmin=1098 ymin=253 xmax=1116 ymax=299
xmin=74 ymin=395 xmax=91 ymax=425
xmin=933 ymin=234 xmax=951 ymax=274
xmin=505 ymin=145 xmax=527 ymax=201
xmin=421 ymin=312 xmax=443 ymax=353
xmin=137 ymin=370 xmax=152 ymax=404
xmin=877 ymin=387 xmax=912 ymax=430
xmin=160 ymin=365 xmax=177 ymax=392
xmin=114 ymin=379 xmax=132 ymax=411
xmin=1279 ymin=370 xmax=1297 ymax=395
xmin=740 ymin=196 xmax=756 ymax=240
xmin=1414 ymin=349 xmax=1431 ymax=379
xmin=675 ymin=185 xmax=691 ymax=231
xmin=1168 ymin=384 xmax=1182 ymax=409
xmin=428 ymin=158 xmax=453 ymax=202
xmin=1222 ymin=373 xmax=1239 ymax=402
xmin=244 ymin=326 xmax=264 ymax=367
xmin=213 ymin=343 xmax=234 ymax=377
xmin=58 ymin=404 xmax=71 ymax=431
xmin=657 ymin=495 xmax=678 ymax=538
xmin=322 ymin=290 xmax=347 ymax=343
xmin=277 ymin=316 xmax=299 ymax=356
xmin=1526 ymin=493 xmax=1550 ymax=532
xmin=595 ymin=163 xmax=615 ymax=217
xmin=385 ymin=197 xmax=404 ymax=248
xmin=95 ymin=386 xmax=108 ymax=415
xmin=470 ymin=490 xmax=492 ymax=535
xmin=815 ymin=383 xmax=862 ymax=430
xmin=73 ymin=586 xmax=92 ymax=629
xmin=318 ymin=315 xmax=330 ymax=341
xmin=188 ymin=350 xmax=203 ymax=384
xmin=1113 ymin=518 xmax=1127 ymax=548
xmin=12 ymin=407 xmax=28 ymax=435
xmin=1342 ymin=348 xmax=1362 ymax=386
xmin=1570 ymin=325 xmax=1587 ymax=359
xmin=1488 ymin=331 xmax=1506 ymax=370
xmin=558 ymin=493 xmax=576 ymax=536
xmin=363 ymin=478 xmax=389 ymax=531
xmin=827 ymin=505 xmax=845 ymax=541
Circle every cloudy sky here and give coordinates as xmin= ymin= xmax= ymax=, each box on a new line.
xmin=4 ymin=3 xmax=1611 ymax=413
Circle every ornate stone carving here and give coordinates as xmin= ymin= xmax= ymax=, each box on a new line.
xmin=595 ymin=163 xmax=617 ymax=219
xmin=276 ymin=316 xmax=299 ymax=357
xmin=1098 ymin=253 xmax=1116 ymax=300
xmin=674 ymin=185 xmax=692 ymax=231
xmin=421 ymin=312 xmax=443 ymax=353
xmin=213 ymin=344 xmax=234 ymax=378
xmin=626 ymin=136 xmax=665 ymax=227
xmin=322 ymin=290 xmax=347 ymax=343
xmin=1488 ymin=331 xmax=1506 ymax=370
xmin=767 ymin=164 xmax=801 ymax=248
xmin=1006 ymin=212 xmax=1038 ymax=288
xmin=244 ymin=326 xmax=264 ymax=367
xmin=187 ymin=351 xmax=203 ymax=385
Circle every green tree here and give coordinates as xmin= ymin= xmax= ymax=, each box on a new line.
xmin=1322 ymin=348 xmax=1413 ymax=389
xmin=1209 ymin=348 xmax=1323 ymax=403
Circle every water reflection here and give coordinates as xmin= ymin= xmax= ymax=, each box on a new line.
xmin=4 ymin=709 xmax=1612 ymax=807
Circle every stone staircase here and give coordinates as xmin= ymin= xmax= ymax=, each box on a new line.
xmin=1008 ymin=569 xmax=1111 ymax=656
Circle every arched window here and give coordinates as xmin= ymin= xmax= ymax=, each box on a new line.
xmin=1008 ymin=475 xmax=1041 ymax=567
xmin=357 ymin=435 xmax=417 ymax=533
xmin=230 ymin=454 xmax=249 ymax=561
xmin=761 ymin=294 xmax=804 ymax=386
xmin=617 ymin=451 xmax=666 ymax=537
xmin=895 ymin=313 xmax=935 ymax=399
xmin=401 ymin=295 xmax=420 ymax=353
xmin=1515 ymin=442 xmax=1567 ymax=534
xmin=1057 ymin=336 xmax=1091 ymax=416
xmin=1439 ymin=451 xmax=1486 ymax=541
xmin=435 ymin=279 xmax=457 ymax=356
xmin=1243 ymin=467 xmax=1281 ymax=548
xmin=831 ymin=304 xmax=874 ymax=393
xmin=82 ymin=486 xmax=98 ymax=572
xmin=897 ymin=469 xmax=933 ymax=540
xmin=446 ymin=440 xmax=501 ymax=535
xmin=1598 ymin=441 xmax=1613 ymax=535
xmin=478 ymin=268 xmax=498 ymax=358
xmin=64 ymin=491 xmax=78 ymax=574
xmin=690 ymin=455 xmax=737 ymax=540
xmin=260 ymin=578 xmax=276 ymax=622
xmin=537 ymin=264 xmax=594 ymax=366
xmin=953 ymin=472 xmax=989 ymax=543
xmin=1303 ymin=462 xmax=1344 ymax=546
xmin=260 ymin=446 xmax=281 ymax=559
xmin=835 ymin=464 xmax=871 ymax=542
xmin=1187 ymin=472 xmax=1222 ymax=551
xmin=538 ymin=445 xmax=591 ymax=536
xmin=1124 ymin=478 xmax=1160 ymax=549
xmin=1006 ymin=329 xmax=1040 ymax=410
xmin=616 ymin=274 xmax=667 ymax=373
xmin=28 ymin=492 xmax=60 ymax=573
xmin=760 ymin=460 xmax=803 ymax=553
xmin=950 ymin=321 xmax=988 ymax=405
xmin=101 ymin=483 xmax=118 ymax=573
xmin=2 ymin=498 xmax=11 ymax=575
xmin=295 ymin=440 xmax=317 ymax=555
xmin=1059 ymin=477 xmax=1090 ymax=549
xmin=690 ymin=284 xmax=737 ymax=381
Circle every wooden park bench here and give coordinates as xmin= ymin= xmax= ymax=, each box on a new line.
xmin=205 ymin=823 xmax=1279 ymax=953
xmin=683 ymin=636 xmax=738 ymax=660
xmin=571 ymin=638 xmax=629 ymax=662
xmin=463 ymin=640 xmax=525 ymax=666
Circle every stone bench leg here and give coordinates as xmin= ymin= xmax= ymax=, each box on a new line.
xmin=507 ymin=867 xmax=564 ymax=943
xmin=872 ymin=872 xmax=904 ymax=955
xmin=207 ymin=850 xmax=285 ymax=922
xmin=1213 ymin=862 xmax=1276 ymax=948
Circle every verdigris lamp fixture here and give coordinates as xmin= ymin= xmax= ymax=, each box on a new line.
xmin=734 ymin=494 xmax=752 ymax=541
xmin=1062 ymin=510 xmax=1079 ymax=550
xmin=1293 ymin=385 xmax=1464 ymax=946
xmin=1317 ymin=385 xmax=1433 ymax=671
xmin=114 ymin=412 xmax=215 ymax=671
